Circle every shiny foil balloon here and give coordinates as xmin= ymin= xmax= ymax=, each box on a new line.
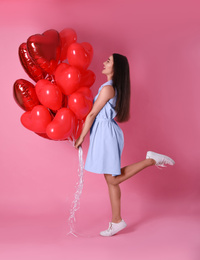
xmin=46 ymin=108 xmax=75 ymax=140
xmin=21 ymin=105 xmax=52 ymax=133
xmin=13 ymin=79 xmax=40 ymax=111
xmin=19 ymin=43 xmax=47 ymax=82
xmin=14 ymin=28 xmax=96 ymax=141
xmin=27 ymin=29 xmax=61 ymax=75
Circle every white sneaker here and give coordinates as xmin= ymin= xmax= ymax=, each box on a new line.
xmin=146 ymin=151 xmax=175 ymax=167
xmin=100 ymin=220 xmax=127 ymax=237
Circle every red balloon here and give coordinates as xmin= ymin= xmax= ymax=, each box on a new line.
xmin=27 ymin=29 xmax=61 ymax=75
xmin=59 ymin=28 xmax=77 ymax=61
xmin=80 ymin=70 xmax=96 ymax=87
xmin=21 ymin=105 xmax=52 ymax=133
xmin=35 ymin=79 xmax=62 ymax=110
xmin=36 ymin=133 xmax=51 ymax=139
xmin=14 ymin=28 xmax=95 ymax=141
xmin=67 ymin=42 xmax=93 ymax=71
xmin=19 ymin=43 xmax=47 ymax=82
xmin=13 ymin=79 xmax=40 ymax=111
xmin=46 ymin=108 xmax=75 ymax=140
xmin=81 ymin=42 xmax=93 ymax=64
xmin=54 ymin=63 xmax=81 ymax=95
xmin=68 ymin=87 xmax=93 ymax=119
xmin=72 ymin=119 xmax=84 ymax=140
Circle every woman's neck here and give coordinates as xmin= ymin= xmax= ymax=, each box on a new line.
xmin=107 ymin=75 xmax=113 ymax=81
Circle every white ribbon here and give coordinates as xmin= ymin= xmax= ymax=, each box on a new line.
xmin=67 ymin=146 xmax=84 ymax=236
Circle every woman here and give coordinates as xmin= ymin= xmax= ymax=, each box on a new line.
xmin=75 ymin=54 xmax=175 ymax=236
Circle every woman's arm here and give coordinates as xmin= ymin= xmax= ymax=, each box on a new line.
xmin=74 ymin=85 xmax=115 ymax=148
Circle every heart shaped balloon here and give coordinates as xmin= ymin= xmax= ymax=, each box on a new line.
xmin=46 ymin=108 xmax=75 ymax=140
xmin=80 ymin=70 xmax=96 ymax=88
xmin=15 ymin=28 xmax=96 ymax=141
xmin=13 ymin=79 xmax=40 ymax=111
xmin=21 ymin=105 xmax=52 ymax=133
xmin=35 ymin=79 xmax=62 ymax=110
xmin=19 ymin=43 xmax=47 ymax=82
xmin=81 ymin=42 xmax=93 ymax=64
xmin=59 ymin=28 xmax=77 ymax=61
xmin=67 ymin=42 xmax=93 ymax=71
xmin=54 ymin=63 xmax=81 ymax=95
xmin=27 ymin=29 xmax=61 ymax=75
xmin=68 ymin=87 xmax=93 ymax=119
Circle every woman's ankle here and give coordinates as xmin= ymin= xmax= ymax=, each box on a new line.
xmin=146 ymin=158 xmax=156 ymax=166
xmin=111 ymin=218 xmax=122 ymax=223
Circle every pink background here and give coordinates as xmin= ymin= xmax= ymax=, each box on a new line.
xmin=0 ymin=0 xmax=200 ymax=259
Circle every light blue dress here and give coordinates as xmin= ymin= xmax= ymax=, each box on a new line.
xmin=84 ymin=80 xmax=124 ymax=176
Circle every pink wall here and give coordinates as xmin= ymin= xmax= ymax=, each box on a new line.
xmin=1 ymin=0 xmax=200 ymax=237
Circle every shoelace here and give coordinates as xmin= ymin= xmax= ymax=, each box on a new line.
xmin=107 ymin=223 xmax=113 ymax=231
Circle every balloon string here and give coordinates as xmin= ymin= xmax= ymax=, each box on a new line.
xmin=67 ymin=146 xmax=84 ymax=236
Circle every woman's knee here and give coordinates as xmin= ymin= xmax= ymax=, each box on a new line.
xmin=104 ymin=174 xmax=118 ymax=185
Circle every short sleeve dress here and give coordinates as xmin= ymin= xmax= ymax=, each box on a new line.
xmin=84 ymin=80 xmax=124 ymax=176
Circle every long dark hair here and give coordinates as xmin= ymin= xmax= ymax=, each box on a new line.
xmin=112 ymin=53 xmax=131 ymax=122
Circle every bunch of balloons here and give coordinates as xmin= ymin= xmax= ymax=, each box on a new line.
xmin=13 ymin=28 xmax=95 ymax=141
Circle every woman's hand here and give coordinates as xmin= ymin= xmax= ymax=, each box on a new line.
xmin=74 ymin=136 xmax=84 ymax=149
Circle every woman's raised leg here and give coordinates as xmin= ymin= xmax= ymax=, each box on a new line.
xmin=105 ymin=158 xmax=155 ymax=186
xmin=101 ymin=152 xmax=175 ymax=236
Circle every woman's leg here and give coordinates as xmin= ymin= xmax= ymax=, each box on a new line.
xmin=101 ymin=153 xmax=175 ymax=235
xmin=104 ymin=158 xmax=155 ymax=223
xmin=107 ymin=182 xmax=122 ymax=223
xmin=105 ymin=158 xmax=155 ymax=186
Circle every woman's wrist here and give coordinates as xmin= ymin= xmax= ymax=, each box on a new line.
xmin=79 ymin=134 xmax=85 ymax=141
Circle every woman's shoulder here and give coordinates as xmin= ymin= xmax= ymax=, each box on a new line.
xmin=100 ymin=84 xmax=115 ymax=99
xmin=98 ymin=80 xmax=113 ymax=92
xmin=101 ymin=79 xmax=113 ymax=87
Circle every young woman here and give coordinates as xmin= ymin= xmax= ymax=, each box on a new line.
xmin=75 ymin=54 xmax=175 ymax=237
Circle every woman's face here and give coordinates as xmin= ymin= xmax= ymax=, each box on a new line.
xmin=102 ymin=55 xmax=114 ymax=79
